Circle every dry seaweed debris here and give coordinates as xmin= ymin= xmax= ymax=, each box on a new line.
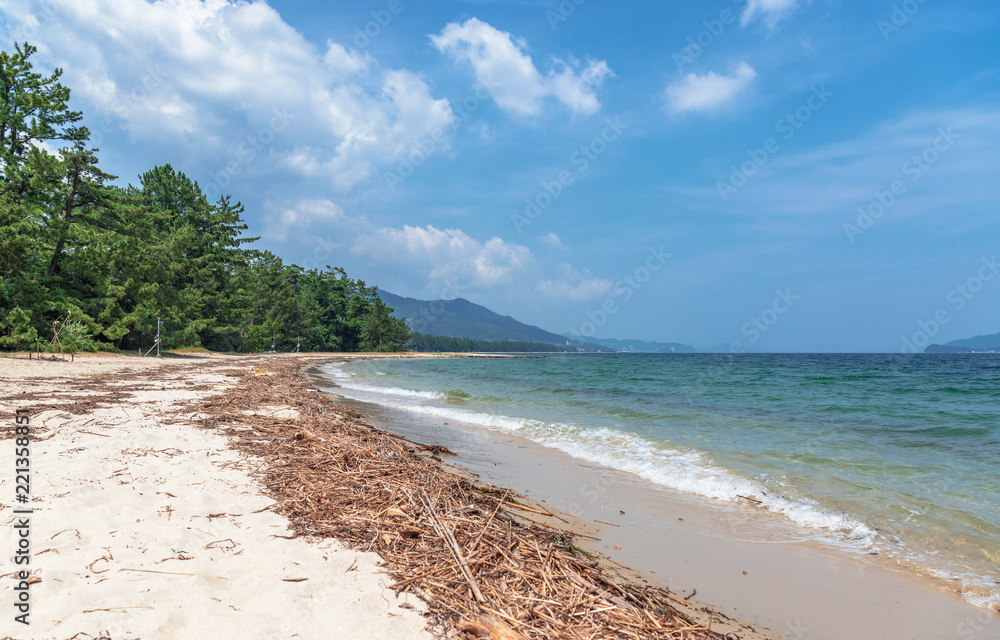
xmin=0 ymin=366 xmax=215 ymax=439
xmin=182 ymin=358 xmax=728 ymax=640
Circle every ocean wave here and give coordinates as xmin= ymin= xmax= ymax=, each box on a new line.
xmin=533 ymin=425 xmax=876 ymax=545
xmin=322 ymin=366 xmax=876 ymax=547
xmin=318 ymin=363 xmax=445 ymax=399
xmin=338 ymin=382 xmax=445 ymax=400
xmin=322 ymin=357 xmax=1000 ymax=610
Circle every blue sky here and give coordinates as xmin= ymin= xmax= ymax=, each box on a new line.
xmin=2 ymin=0 xmax=998 ymax=351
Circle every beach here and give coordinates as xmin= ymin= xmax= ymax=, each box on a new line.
xmin=312 ymin=353 xmax=1000 ymax=640
xmin=4 ymin=352 xmax=999 ymax=640
xmin=3 ymin=2 xmax=997 ymax=638
xmin=0 ymin=353 xmax=432 ymax=640
xmin=0 ymin=353 xmax=755 ymax=640
xmin=350 ymin=393 xmax=1000 ymax=640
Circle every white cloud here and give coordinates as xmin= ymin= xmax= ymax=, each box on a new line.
xmin=0 ymin=0 xmax=454 ymax=190
xmin=343 ymin=222 xmax=609 ymax=300
xmin=665 ymin=62 xmax=757 ymax=114
xmin=285 ymin=69 xmax=456 ymax=190
xmin=741 ymin=0 xmax=798 ymax=29
xmin=265 ymin=198 xmax=346 ymax=242
xmin=537 ymin=261 xmax=612 ymax=300
xmin=430 ymin=18 xmax=612 ymax=117
xmin=540 ymin=232 xmax=568 ymax=251
xmin=28 ymin=139 xmax=58 ymax=154
xmin=322 ymin=41 xmax=372 ymax=80
xmin=263 ymin=198 xmax=610 ymax=301
xmin=352 ymin=224 xmax=531 ymax=288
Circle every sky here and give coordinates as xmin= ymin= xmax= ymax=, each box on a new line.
xmin=1 ymin=0 xmax=998 ymax=352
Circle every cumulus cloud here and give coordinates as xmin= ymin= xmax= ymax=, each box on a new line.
xmin=283 ymin=69 xmax=455 ymax=190
xmin=0 ymin=0 xmax=454 ymax=190
xmin=336 ymin=222 xmax=608 ymax=300
xmin=430 ymin=18 xmax=612 ymax=117
xmin=665 ymin=62 xmax=757 ymax=114
xmin=352 ymin=224 xmax=531 ymax=288
xmin=741 ymin=0 xmax=798 ymax=29
xmin=265 ymin=198 xmax=347 ymax=242
xmin=537 ymin=262 xmax=612 ymax=300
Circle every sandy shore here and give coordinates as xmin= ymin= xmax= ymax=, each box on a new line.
xmin=310 ymin=358 xmax=1000 ymax=640
xmin=0 ymin=353 xmax=431 ymax=640
xmin=15 ymin=351 xmax=995 ymax=639
xmin=0 ymin=352 xmax=753 ymax=640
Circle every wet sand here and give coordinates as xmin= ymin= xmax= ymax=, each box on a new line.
xmin=2 ymin=351 xmax=749 ymax=640
xmin=311 ymin=363 xmax=1000 ymax=640
xmin=5 ymin=350 xmax=998 ymax=640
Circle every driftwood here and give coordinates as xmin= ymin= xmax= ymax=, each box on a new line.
xmin=1 ymin=357 xmax=732 ymax=639
xmin=179 ymin=359 xmax=727 ymax=639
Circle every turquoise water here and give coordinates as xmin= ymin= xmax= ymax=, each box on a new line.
xmin=316 ymin=353 xmax=1000 ymax=609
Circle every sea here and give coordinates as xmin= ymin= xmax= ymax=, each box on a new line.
xmin=312 ymin=352 xmax=1000 ymax=610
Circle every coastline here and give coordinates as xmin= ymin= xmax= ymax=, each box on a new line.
xmin=0 ymin=353 xmax=430 ymax=640
xmin=6 ymin=350 xmax=998 ymax=639
xmin=1 ymin=352 xmax=758 ymax=640
xmin=313 ymin=354 xmax=1000 ymax=640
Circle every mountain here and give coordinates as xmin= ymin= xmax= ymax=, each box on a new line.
xmin=565 ymin=336 xmax=697 ymax=353
xmin=925 ymin=332 xmax=1000 ymax=353
xmin=378 ymin=290 xmax=605 ymax=349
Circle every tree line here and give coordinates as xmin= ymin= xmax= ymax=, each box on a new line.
xmin=0 ymin=43 xmax=410 ymax=354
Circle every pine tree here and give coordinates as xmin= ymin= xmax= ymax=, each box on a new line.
xmin=0 ymin=41 xmax=410 ymax=354
xmin=0 ymin=43 xmax=86 ymax=182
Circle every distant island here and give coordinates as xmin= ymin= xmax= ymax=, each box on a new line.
xmin=925 ymin=332 xmax=1000 ymax=353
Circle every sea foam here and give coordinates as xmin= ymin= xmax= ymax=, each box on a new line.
xmin=320 ymin=362 xmax=876 ymax=548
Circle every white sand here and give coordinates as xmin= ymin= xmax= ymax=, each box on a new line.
xmin=1 ymin=355 xmax=433 ymax=640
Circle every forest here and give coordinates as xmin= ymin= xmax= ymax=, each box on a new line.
xmin=0 ymin=43 xmax=410 ymax=354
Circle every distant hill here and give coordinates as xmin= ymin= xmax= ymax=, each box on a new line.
xmin=406 ymin=334 xmax=576 ymax=353
xmin=378 ymin=290 xmax=606 ymax=350
xmin=925 ymin=332 xmax=1000 ymax=353
xmin=924 ymin=344 xmax=975 ymax=353
xmin=565 ymin=336 xmax=696 ymax=353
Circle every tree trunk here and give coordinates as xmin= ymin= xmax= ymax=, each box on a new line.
xmin=45 ymin=157 xmax=82 ymax=278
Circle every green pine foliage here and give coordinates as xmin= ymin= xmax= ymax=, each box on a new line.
xmin=59 ymin=317 xmax=100 ymax=354
xmin=0 ymin=42 xmax=410 ymax=353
